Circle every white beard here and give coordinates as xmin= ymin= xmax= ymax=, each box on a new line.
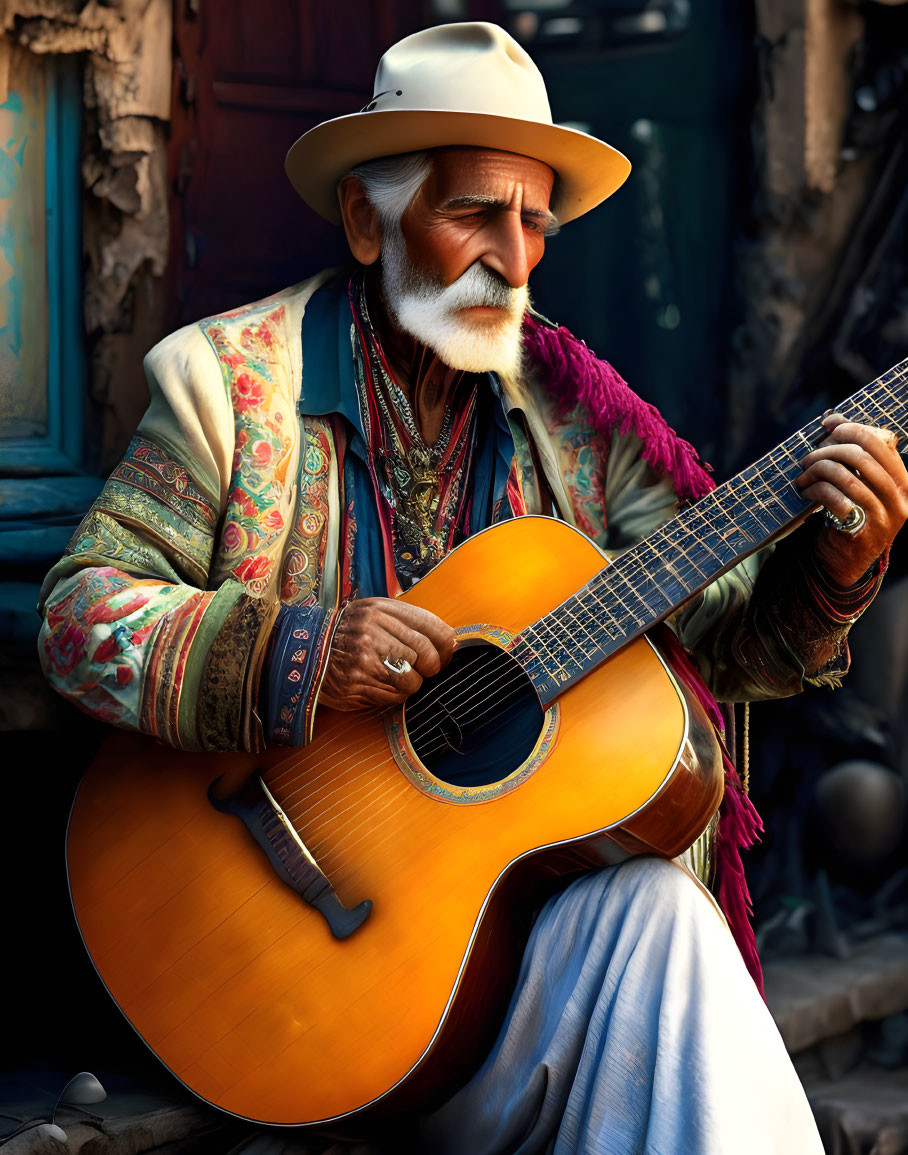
xmin=380 ymin=226 xmax=528 ymax=378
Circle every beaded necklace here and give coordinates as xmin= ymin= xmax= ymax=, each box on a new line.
xmin=349 ymin=278 xmax=479 ymax=590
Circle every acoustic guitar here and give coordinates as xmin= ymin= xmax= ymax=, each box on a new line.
xmin=67 ymin=358 xmax=907 ymax=1128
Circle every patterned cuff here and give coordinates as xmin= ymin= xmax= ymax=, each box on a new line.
xmin=263 ymin=602 xmax=338 ymax=747
xmin=196 ymin=587 xmax=281 ymax=754
xmin=762 ymin=528 xmax=889 ymax=688
xmin=803 ymin=549 xmax=889 ymax=624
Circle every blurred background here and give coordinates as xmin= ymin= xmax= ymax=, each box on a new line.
xmin=1 ymin=1 xmax=907 ymax=1150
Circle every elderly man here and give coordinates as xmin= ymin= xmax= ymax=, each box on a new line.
xmin=40 ymin=21 xmax=907 ymax=1155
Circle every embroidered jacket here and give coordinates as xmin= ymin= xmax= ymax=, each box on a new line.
xmin=38 ymin=272 xmax=883 ymax=755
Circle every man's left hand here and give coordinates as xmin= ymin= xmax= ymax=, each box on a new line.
xmin=795 ymin=414 xmax=908 ymax=587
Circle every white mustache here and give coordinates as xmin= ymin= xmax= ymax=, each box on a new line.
xmin=380 ymin=226 xmax=528 ymax=375
xmin=432 ymin=263 xmax=518 ymax=313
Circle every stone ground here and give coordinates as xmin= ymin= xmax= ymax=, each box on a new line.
xmin=764 ymin=933 xmax=908 ymax=1155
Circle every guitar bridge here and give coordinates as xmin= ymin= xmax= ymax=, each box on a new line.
xmin=208 ymin=775 xmax=372 ymax=940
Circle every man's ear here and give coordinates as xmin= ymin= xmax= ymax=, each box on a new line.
xmin=338 ymin=176 xmax=382 ymax=265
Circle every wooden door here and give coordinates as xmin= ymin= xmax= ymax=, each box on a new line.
xmin=168 ymin=0 xmax=432 ymax=326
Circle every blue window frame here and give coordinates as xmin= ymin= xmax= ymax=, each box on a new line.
xmin=0 ymin=53 xmax=86 ymax=474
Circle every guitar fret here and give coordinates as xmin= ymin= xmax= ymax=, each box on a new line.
xmin=854 ymin=378 xmax=905 ymax=436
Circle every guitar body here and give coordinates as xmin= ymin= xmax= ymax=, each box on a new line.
xmin=67 ymin=516 xmax=724 ymax=1128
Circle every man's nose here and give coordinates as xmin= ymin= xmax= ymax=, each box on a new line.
xmin=482 ymin=213 xmax=531 ymax=289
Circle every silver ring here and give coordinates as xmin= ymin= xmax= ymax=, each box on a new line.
xmin=826 ymin=504 xmax=866 ymax=535
xmin=383 ymin=655 xmax=412 ymax=676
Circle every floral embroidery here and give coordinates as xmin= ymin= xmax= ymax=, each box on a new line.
xmin=280 ymin=416 xmax=334 ymax=604
xmin=83 ymin=434 xmax=219 ymax=584
xmin=202 ymin=304 xmax=296 ymax=597
xmin=234 ymin=371 xmax=266 ymax=414
xmin=545 ymin=403 xmax=609 ymax=544
xmin=40 ymin=566 xmax=200 ymax=728
xmin=234 ymin=555 xmax=273 ymax=586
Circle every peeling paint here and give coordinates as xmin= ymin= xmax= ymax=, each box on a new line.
xmin=0 ymin=52 xmax=47 ymax=439
xmin=2 ymin=0 xmax=172 ymax=468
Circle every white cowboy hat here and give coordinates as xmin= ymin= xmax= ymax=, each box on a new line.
xmin=285 ymin=22 xmax=631 ymax=226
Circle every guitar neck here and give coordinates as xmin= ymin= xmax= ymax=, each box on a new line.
xmin=511 ymin=356 xmax=908 ymax=707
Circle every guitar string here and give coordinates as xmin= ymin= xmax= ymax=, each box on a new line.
xmin=275 ymin=738 xmax=395 ymax=819
xmin=529 ymin=436 xmax=807 ymax=638
xmin=276 ymin=651 xmax=540 ymax=831
xmin=269 ymin=375 xmax=908 ymax=838
xmin=277 ymin=661 xmax=533 ymax=829
xmin=405 ymin=409 xmax=908 ymax=770
xmin=397 ymin=673 xmax=537 ymax=770
xmin=875 ymin=377 xmax=908 ymax=439
xmin=327 ymin=808 xmax=426 ymax=892
xmin=318 ymin=796 xmax=421 ymax=889
xmin=388 ymin=645 xmax=494 ymax=726
xmin=514 ymin=451 xmax=800 ymax=681
xmin=414 ymin=414 xmax=871 ymax=735
xmin=266 ymin=653 xmax=501 ymax=799
xmin=276 ymin=714 xmax=421 ymax=844
xmin=295 ymin=676 xmax=547 ymax=858
xmin=266 ymin=731 xmax=404 ymax=819
xmin=303 ymin=775 xmax=413 ymax=858
xmin=310 ymin=785 xmax=437 ymax=866
xmin=512 ymin=373 xmax=908 ymax=692
xmin=302 ymin=355 xmax=882 ymax=868
xmin=311 ymin=792 xmax=422 ymax=879
xmin=273 ymin=734 xmax=390 ymax=812
xmin=305 ymin=379 xmax=908 ymax=841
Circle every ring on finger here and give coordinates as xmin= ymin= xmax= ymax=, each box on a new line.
xmin=383 ymin=655 xmax=412 ymax=676
xmin=825 ymin=503 xmax=866 ymax=535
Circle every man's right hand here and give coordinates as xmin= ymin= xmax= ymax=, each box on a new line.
xmin=318 ymin=598 xmax=457 ymax=711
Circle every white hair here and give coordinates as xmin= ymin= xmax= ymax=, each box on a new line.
xmin=348 ymin=151 xmax=434 ymax=233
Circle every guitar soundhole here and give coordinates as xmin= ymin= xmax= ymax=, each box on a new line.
xmin=402 ymin=642 xmax=544 ymax=787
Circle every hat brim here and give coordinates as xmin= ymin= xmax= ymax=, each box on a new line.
xmin=285 ymin=109 xmax=631 ymax=226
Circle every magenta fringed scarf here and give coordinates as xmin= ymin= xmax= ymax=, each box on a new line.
xmin=522 ymin=313 xmax=765 ymax=992
xmin=522 ymin=314 xmax=715 ymax=503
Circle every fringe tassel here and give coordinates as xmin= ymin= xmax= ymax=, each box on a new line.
xmin=656 ymin=631 xmax=765 ymax=993
xmin=715 ymin=763 xmax=765 ymax=994
xmin=522 ymin=315 xmax=715 ymax=503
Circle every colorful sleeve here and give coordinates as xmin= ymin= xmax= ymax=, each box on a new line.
xmin=37 ymin=326 xmax=281 ymax=752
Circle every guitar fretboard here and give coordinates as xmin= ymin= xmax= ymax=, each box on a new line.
xmin=509 ymin=357 xmax=908 ymax=706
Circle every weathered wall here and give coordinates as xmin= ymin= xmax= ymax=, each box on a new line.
xmin=0 ymin=0 xmax=172 ymax=470
xmin=727 ymin=0 xmax=908 ymax=471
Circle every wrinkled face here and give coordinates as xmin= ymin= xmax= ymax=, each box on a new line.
xmin=381 ymin=148 xmax=556 ymax=375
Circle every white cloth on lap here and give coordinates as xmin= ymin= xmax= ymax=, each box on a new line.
xmin=418 ymin=857 xmax=822 ymax=1155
